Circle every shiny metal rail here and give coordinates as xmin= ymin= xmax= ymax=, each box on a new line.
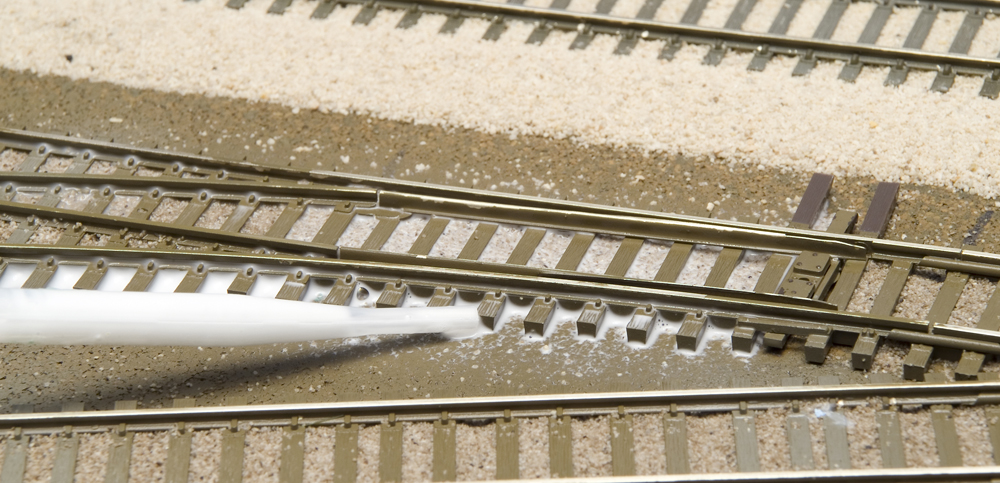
xmin=1 ymin=381 xmax=999 ymax=481
xmin=232 ymin=0 xmax=1000 ymax=96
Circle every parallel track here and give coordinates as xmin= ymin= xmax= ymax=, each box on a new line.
xmin=226 ymin=0 xmax=1000 ymax=96
xmin=3 ymin=129 xmax=1000 ymax=381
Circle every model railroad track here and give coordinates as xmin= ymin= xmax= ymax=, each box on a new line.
xmin=223 ymin=0 xmax=1000 ymax=96
xmin=1 ymin=381 xmax=1000 ymax=482
xmin=0 ymin=132 xmax=1000 ymax=380
xmin=4 ymin=129 xmax=1000 ymax=380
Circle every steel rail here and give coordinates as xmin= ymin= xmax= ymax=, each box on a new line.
xmin=0 ymin=173 xmax=378 ymax=201
xmin=0 ymin=243 xmax=890 ymax=322
xmin=10 ymin=132 xmax=1000 ymax=366
xmin=492 ymin=468 xmax=1000 ymax=482
xmin=0 ymin=381 xmax=996 ymax=427
xmin=7 ymin=243 xmax=1000 ymax=361
xmin=324 ymin=0 xmax=1000 ymax=73
xmin=2 ymin=171 xmax=999 ymax=267
xmin=5 ymin=129 xmax=1000 ymax=271
xmin=9 ymin=175 xmax=1000 ymax=284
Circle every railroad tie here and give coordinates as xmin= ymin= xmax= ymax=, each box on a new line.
xmin=50 ymin=424 xmax=80 ymax=483
xmin=869 ymin=259 xmax=914 ymax=317
xmin=278 ymin=417 xmax=306 ymax=483
xmin=164 ymin=399 xmax=197 ymax=483
xmin=570 ymin=0 xmax=619 ymax=51
xmin=931 ymin=10 xmax=984 ymax=93
xmin=986 ymin=407 xmax=1000 ymax=464
xmin=123 ymin=261 xmax=158 ymax=292
xmin=554 ymin=233 xmax=594 ymax=271
xmin=614 ymin=0 xmax=664 ymax=55
xmin=902 ymin=344 xmax=934 ymax=381
xmin=925 ymin=271 xmax=970 ymax=326
xmin=825 ymin=210 xmax=858 ymax=235
xmin=227 ymin=267 xmax=258 ymax=295
xmin=931 ymin=405 xmax=964 ymax=467
xmin=604 ymin=237 xmax=643 ymax=278
xmin=526 ymin=0 xmax=572 ymax=45
xmin=524 ymin=296 xmax=557 ymax=335
xmin=354 ymin=1 xmax=383 ymax=26
xmin=63 ymin=151 xmax=95 ymax=175
xmin=360 ymin=216 xmax=400 ymax=251
xmin=275 ymin=271 xmax=309 ymax=301
xmin=857 ymin=182 xmax=900 ymax=238
xmin=433 ymin=412 xmax=458 ymax=482
xmin=312 ymin=209 xmax=357 ymax=247
xmin=335 ymin=416 xmax=360 ymax=483
xmin=482 ymin=0 xmax=527 ymax=41
xmin=4 ymin=216 xmax=38 ymax=245
xmin=788 ymin=173 xmax=834 ymax=230
xmin=263 ymin=200 xmax=305 ymax=238
xmin=662 ymin=406 xmax=689 ymax=474
xmin=780 ymin=379 xmax=815 ymax=471
xmin=505 ymin=228 xmax=545 ymax=265
xmin=825 ymin=258 xmax=866 ymax=311
xmin=660 ymin=0 xmax=711 ymax=60
xmin=838 ymin=3 xmax=892 ymax=82
xmin=754 ymin=254 xmax=792 ymax=294
xmin=786 ymin=402 xmax=815 ymax=470
xmin=380 ymin=415 xmax=404 ymax=482
xmin=732 ymin=402 xmax=760 ymax=472
xmin=477 ymin=292 xmax=507 ymax=330
xmin=495 ymin=411 xmax=519 ymax=480
xmin=456 ymin=223 xmax=497 ymax=260
xmin=0 ymin=427 xmax=27 ymax=483
xmin=126 ymin=190 xmax=163 ymax=221
xmin=876 ymin=399 xmax=907 ymax=469
xmin=976 ymin=282 xmax=1000 ymax=331
xmin=731 ymin=325 xmax=758 ymax=353
xmin=173 ymin=193 xmax=211 ymax=227
xmin=804 ymin=332 xmax=834 ymax=364
xmin=218 ymin=198 xmax=258 ymax=233
xmin=310 ymin=0 xmax=338 ymax=19
xmin=885 ymin=6 xmax=937 ymax=86
xmin=20 ymin=257 xmax=56 ymax=289
xmin=549 ymin=409 xmax=574 ymax=478
xmin=323 ymin=275 xmax=358 ymax=306
xmin=981 ymin=68 xmax=1000 ymax=99
xmin=610 ymin=406 xmax=636 ymax=476
xmin=821 ymin=404 xmax=852 ymax=470
xmin=16 ymin=146 xmax=48 ymax=173
xmin=408 ymin=217 xmax=449 ymax=256
xmin=427 ymin=286 xmax=457 ymax=307
xmin=703 ymin=0 xmax=756 ymax=65
xmin=576 ymin=300 xmax=607 ymax=337
xmin=219 ymin=420 xmax=246 ymax=483
xmin=653 ymin=242 xmax=693 ymax=283
xmin=791 ymin=0 xmax=849 ymax=76
xmin=106 ymin=401 xmax=139 ymax=483
xmin=267 ymin=0 xmax=294 ymax=15
xmin=955 ymin=351 xmax=986 ymax=380
xmin=376 ymin=281 xmax=408 ymax=308
xmin=851 ymin=331 xmax=882 ymax=371
xmin=626 ymin=306 xmax=659 ymax=344
xmin=703 ymin=246 xmax=744 ymax=288
xmin=676 ymin=313 xmax=708 ymax=351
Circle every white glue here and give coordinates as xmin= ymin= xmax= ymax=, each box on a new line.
xmin=0 ymin=289 xmax=480 ymax=346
